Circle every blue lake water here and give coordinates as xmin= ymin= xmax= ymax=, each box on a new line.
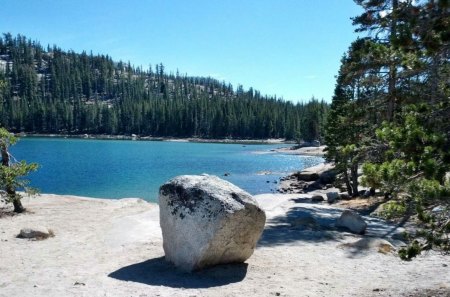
xmin=11 ymin=138 xmax=323 ymax=202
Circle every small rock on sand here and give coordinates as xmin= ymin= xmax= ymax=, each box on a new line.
xmin=336 ymin=210 xmax=367 ymax=234
xmin=18 ymin=226 xmax=53 ymax=239
xmin=311 ymin=195 xmax=325 ymax=202
xmin=339 ymin=238 xmax=395 ymax=254
xmin=326 ymin=192 xmax=339 ymax=203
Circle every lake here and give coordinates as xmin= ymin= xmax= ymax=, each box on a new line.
xmin=11 ymin=138 xmax=324 ymax=202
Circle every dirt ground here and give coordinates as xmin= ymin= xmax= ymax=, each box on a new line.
xmin=0 ymin=193 xmax=449 ymax=297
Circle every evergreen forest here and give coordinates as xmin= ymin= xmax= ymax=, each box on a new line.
xmin=0 ymin=33 xmax=327 ymax=140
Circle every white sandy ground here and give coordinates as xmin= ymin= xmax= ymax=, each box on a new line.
xmin=273 ymin=146 xmax=326 ymax=157
xmin=0 ymin=193 xmax=449 ymax=297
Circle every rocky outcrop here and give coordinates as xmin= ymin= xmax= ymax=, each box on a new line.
xmin=296 ymin=171 xmax=319 ymax=182
xmin=159 ymin=175 xmax=266 ymax=272
xmin=279 ymin=163 xmax=336 ymax=194
xmin=294 ymin=163 xmax=335 ymax=182
xmin=336 ymin=210 xmax=367 ymax=234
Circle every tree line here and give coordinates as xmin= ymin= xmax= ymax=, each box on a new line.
xmin=325 ymin=0 xmax=449 ymax=258
xmin=0 ymin=33 xmax=328 ymax=141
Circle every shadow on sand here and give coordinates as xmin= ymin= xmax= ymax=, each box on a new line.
xmin=258 ymin=199 xmax=406 ymax=248
xmin=258 ymin=205 xmax=343 ymax=247
xmin=108 ymin=256 xmax=248 ymax=288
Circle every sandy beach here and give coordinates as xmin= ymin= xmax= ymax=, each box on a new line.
xmin=273 ymin=145 xmax=327 ymax=157
xmin=1 ymin=192 xmax=448 ymax=297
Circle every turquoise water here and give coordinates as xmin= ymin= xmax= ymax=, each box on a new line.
xmin=11 ymin=138 xmax=323 ymax=202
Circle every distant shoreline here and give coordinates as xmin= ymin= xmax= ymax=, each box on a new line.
xmin=16 ymin=133 xmax=296 ymax=145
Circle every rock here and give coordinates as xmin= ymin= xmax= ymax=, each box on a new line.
xmin=432 ymin=205 xmax=445 ymax=213
xmin=391 ymin=228 xmax=407 ymax=241
xmin=339 ymin=192 xmax=351 ymax=200
xmin=377 ymin=242 xmax=394 ymax=254
xmin=318 ymin=170 xmax=336 ymax=184
xmin=431 ymin=206 xmax=450 ymax=218
xmin=305 ymin=181 xmax=323 ymax=191
xmin=358 ymin=190 xmax=367 ymax=196
xmin=371 ymin=202 xmax=389 ymax=217
xmin=296 ymin=172 xmax=319 ymax=182
xmin=311 ymin=195 xmax=325 ymax=202
xmin=73 ymin=282 xmax=86 ymax=286
xmin=336 ymin=210 xmax=367 ymax=234
xmin=223 ymin=172 xmax=230 ymax=176
xmin=295 ymin=163 xmax=336 ymax=184
xmin=339 ymin=238 xmax=394 ymax=254
xmin=326 ymin=192 xmax=339 ymax=203
xmin=18 ymin=226 xmax=53 ymax=239
xmin=159 ymin=175 xmax=266 ymax=272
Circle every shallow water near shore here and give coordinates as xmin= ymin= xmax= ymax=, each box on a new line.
xmin=12 ymin=138 xmax=323 ymax=202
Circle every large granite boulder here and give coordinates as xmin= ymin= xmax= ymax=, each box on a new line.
xmin=159 ymin=175 xmax=266 ymax=272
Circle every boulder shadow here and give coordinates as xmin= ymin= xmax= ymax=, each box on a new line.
xmin=108 ymin=256 xmax=248 ymax=288
xmin=258 ymin=204 xmax=407 ymax=248
xmin=258 ymin=205 xmax=343 ymax=247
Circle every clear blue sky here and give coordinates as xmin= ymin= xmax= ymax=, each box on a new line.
xmin=0 ymin=0 xmax=362 ymax=103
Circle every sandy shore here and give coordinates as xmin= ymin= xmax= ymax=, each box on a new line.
xmin=274 ymin=145 xmax=326 ymax=157
xmin=1 ymin=193 xmax=448 ymax=297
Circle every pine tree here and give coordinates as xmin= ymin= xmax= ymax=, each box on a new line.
xmin=336 ymin=0 xmax=450 ymax=258
xmin=0 ymin=127 xmax=38 ymax=213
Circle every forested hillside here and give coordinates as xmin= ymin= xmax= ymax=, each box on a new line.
xmin=325 ymin=0 xmax=449 ymax=258
xmin=0 ymin=33 xmax=328 ymax=140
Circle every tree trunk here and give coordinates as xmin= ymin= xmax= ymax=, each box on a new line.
xmin=343 ymin=166 xmax=353 ymax=196
xmin=429 ymin=53 xmax=442 ymax=105
xmin=351 ymin=164 xmax=359 ymax=197
xmin=387 ymin=64 xmax=396 ymax=122
xmin=387 ymin=0 xmax=399 ymax=122
xmin=1 ymin=145 xmax=8 ymax=167
xmin=12 ymin=197 xmax=25 ymax=213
